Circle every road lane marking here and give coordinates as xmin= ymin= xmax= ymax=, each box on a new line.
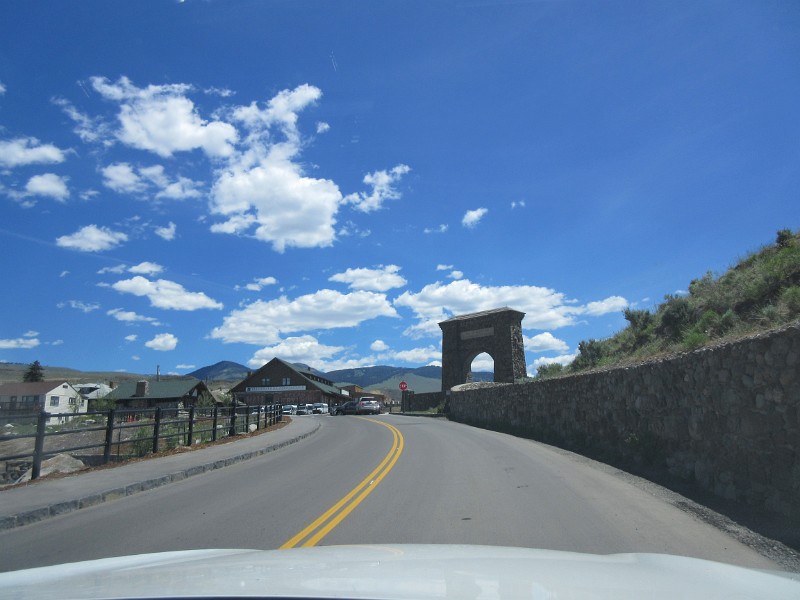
xmin=280 ymin=418 xmax=404 ymax=549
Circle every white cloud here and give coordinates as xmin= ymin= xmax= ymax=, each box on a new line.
xmin=145 ymin=333 xmax=178 ymax=351
xmin=582 ymin=296 xmax=628 ymax=316
xmin=248 ymin=335 xmax=345 ymax=369
xmin=231 ymin=83 xmax=321 ymax=135
xmin=395 ymin=279 xmax=574 ymax=338
xmin=91 ymin=76 xmax=238 ymax=158
xmin=436 ymin=264 xmax=453 ymax=271
xmin=204 ymin=87 xmax=235 ymax=98
xmin=532 ymin=352 xmax=578 ymax=369
xmin=462 ymin=207 xmax=488 ymax=228
xmin=424 ymin=224 xmax=448 ymax=234
xmin=102 ymin=163 xmax=146 ymax=194
xmin=25 ymin=173 xmax=69 ymax=201
xmin=388 ymin=345 xmax=441 ymax=364
xmin=59 ymin=300 xmax=101 ymax=313
xmin=210 ymin=138 xmax=343 ymax=252
xmin=211 ymin=289 xmax=398 ymax=345
xmin=316 ymin=122 xmax=330 ymax=134
xmin=0 ymin=81 xmax=5 ymax=95
xmin=395 ymin=279 xmax=627 ymax=339
xmin=0 ymin=137 xmax=67 ymax=168
xmin=56 ymin=224 xmax=128 ymax=252
xmin=155 ymin=222 xmax=177 ymax=241
xmin=98 ymin=264 xmax=127 ymax=275
xmin=140 ymin=165 xmax=203 ymax=200
xmin=511 ymin=200 xmax=526 ymax=209
xmin=240 ymin=276 xmax=278 ymax=292
xmin=448 ymin=270 xmax=464 ymax=280
xmin=370 ymin=340 xmax=389 ymax=352
xmin=470 ymin=353 xmax=494 ymax=371
xmin=128 ymin=261 xmax=164 ymax=276
xmin=102 ymin=162 xmax=203 ymax=199
xmin=52 ymin=96 xmax=112 ymax=144
xmin=107 ymin=308 xmax=160 ymax=325
xmin=0 ymin=336 xmax=40 ymax=349
xmin=111 ymin=276 xmax=223 ymax=311
xmin=344 ymin=164 xmax=411 ymax=212
xmin=125 ymin=334 xmax=138 ymax=342
xmin=329 ymin=265 xmax=407 ymax=292
xmin=523 ymin=332 xmax=569 ymax=353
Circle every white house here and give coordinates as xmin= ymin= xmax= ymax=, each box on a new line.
xmin=0 ymin=381 xmax=85 ymax=424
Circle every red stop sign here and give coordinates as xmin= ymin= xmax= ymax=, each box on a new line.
xmin=399 ymin=381 xmax=408 ymax=391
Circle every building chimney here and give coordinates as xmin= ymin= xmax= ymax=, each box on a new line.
xmin=156 ymin=365 xmax=160 ymax=382
xmin=135 ymin=380 xmax=149 ymax=397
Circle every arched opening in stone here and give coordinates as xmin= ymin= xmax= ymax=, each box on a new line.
xmin=466 ymin=352 xmax=494 ymax=383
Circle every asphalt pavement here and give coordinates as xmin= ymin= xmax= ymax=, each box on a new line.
xmin=0 ymin=416 xmax=321 ymax=531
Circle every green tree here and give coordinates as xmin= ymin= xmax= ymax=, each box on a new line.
xmin=195 ymin=391 xmax=217 ymax=408
xmin=23 ymin=360 xmax=44 ymax=382
xmin=570 ymin=339 xmax=605 ymax=371
xmin=536 ymin=363 xmax=564 ymax=379
xmin=623 ymin=308 xmax=654 ymax=348
xmin=776 ymin=229 xmax=795 ymax=249
xmin=656 ymin=295 xmax=694 ymax=342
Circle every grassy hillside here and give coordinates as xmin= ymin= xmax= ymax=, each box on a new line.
xmin=0 ymin=362 xmax=157 ymax=386
xmin=538 ymin=229 xmax=800 ymax=378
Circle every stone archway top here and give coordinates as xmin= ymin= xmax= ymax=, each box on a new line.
xmin=439 ymin=306 xmax=525 ymax=325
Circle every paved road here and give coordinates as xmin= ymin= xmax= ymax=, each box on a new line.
xmin=0 ymin=414 xmax=786 ymax=572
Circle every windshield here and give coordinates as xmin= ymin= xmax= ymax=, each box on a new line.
xmin=0 ymin=0 xmax=798 ymax=593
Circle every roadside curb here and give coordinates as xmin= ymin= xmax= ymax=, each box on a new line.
xmin=0 ymin=420 xmax=321 ymax=531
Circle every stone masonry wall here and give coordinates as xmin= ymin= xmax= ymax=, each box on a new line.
xmin=448 ymin=324 xmax=799 ymax=517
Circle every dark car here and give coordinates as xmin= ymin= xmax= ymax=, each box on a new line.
xmin=335 ymin=401 xmax=358 ymax=415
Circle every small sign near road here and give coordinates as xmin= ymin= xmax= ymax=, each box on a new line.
xmin=399 ymin=381 xmax=408 ymax=391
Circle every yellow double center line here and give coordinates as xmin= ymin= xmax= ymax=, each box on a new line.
xmin=280 ymin=417 xmax=405 ymax=548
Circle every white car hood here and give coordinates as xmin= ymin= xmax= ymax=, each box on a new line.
xmin=0 ymin=544 xmax=797 ymax=599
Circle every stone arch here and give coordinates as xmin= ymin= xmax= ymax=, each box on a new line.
xmin=463 ymin=351 xmax=495 ymax=381
xmin=439 ymin=307 xmax=527 ymax=391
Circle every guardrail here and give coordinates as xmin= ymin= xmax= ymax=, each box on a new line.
xmin=0 ymin=404 xmax=282 ymax=484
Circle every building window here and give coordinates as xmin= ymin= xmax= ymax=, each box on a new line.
xmin=261 ymin=378 xmax=270 ymax=386
xmin=282 ymin=377 xmax=291 ymax=386
xmin=50 ymin=396 xmax=60 ymax=407
xmin=69 ymin=397 xmax=77 ymax=406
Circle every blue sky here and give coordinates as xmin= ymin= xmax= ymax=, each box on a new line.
xmin=0 ymin=1 xmax=797 ymax=377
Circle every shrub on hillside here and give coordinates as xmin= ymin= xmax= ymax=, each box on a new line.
xmin=566 ymin=228 xmax=799 ymax=373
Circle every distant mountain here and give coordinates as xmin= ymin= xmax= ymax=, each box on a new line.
xmin=326 ymin=365 xmax=410 ymax=388
xmin=0 ymin=362 xmax=156 ymax=385
xmin=188 ymin=361 xmax=249 ymax=382
xmin=327 ymin=365 xmax=492 ymax=399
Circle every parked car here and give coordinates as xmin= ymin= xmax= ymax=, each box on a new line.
xmin=295 ymin=403 xmax=314 ymax=415
xmin=334 ymin=401 xmax=358 ymax=415
xmin=282 ymin=404 xmax=296 ymax=415
xmin=357 ymin=398 xmax=381 ymax=415
xmin=312 ymin=403 xmax=328 ymax=414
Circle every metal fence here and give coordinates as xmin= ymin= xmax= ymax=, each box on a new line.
xmin=0 ymin=404 xmax=282 ymax=484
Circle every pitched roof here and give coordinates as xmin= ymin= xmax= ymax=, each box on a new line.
xmin=104 ymin=379 xmax=207 ymax=401
xmin=233 ymin=358 xmax=346 ymax=398
xmin=0 ymin=381 xmax=75 ymax=396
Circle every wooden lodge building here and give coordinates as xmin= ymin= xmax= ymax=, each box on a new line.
xmin=231 ymin=358 xmax=349 ymax=408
